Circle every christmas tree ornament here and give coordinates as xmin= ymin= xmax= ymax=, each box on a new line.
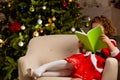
xmin=88 ymin=16 xmax=91 ymax=21
xmin=38 ymin=15 xmax=41 ymax=18
xmin=18 ymin=41 xmax=24 ymax=47
xmin=9 ymin=21 xmax=21 ymax=33
xmin=71 ymin=27 xmax=76 ymax=32
xmin=62 ymin=1 xmax=67 ymax=7
xmin=2 ymin=5 xmax=5 ymax=9
xmin=69 ymin=0 xmax=73 ymax=2
xmin=34 ymin=24 xmax=41 ymax=30
xmin=37 ymin=19 xmax=42 ymax=24
xmin=0 ymin=39 xmax=4 ymax=47
xmin=40 ymin=28 xmax=43 ymax=33
xmin=20 ymin=6 xmax=24 ymax=12
xmin=21 ymin=25 xmax=26 ymax=30
xmin=86 ymin=22 xmax=90 ymax=27
xmin=45 ymin=24 xmax=49 ymax=27
xmin=29 ymin=5 xmax=35 ymax=12
xmin=33 ymin=30 xmax=39 ymax=37
xmin=0 ymin=38 xmax=7 ymax=47
xmin=52 ymin=16 xmax=56 ymax=21
xmin=48 ymin=18 xmax=52 ymax=23
xmin=77 ymin=3 xmax=80 ymax=8
xmin=45 ymin=18 xmax=55 ymax=28
xmin=19 ymin=33 xmax=24 ymax=42
xmin=42 ymin=6 xmax=46 ymax=10
xmin=8 ymin=2 xmax=11 ymax=8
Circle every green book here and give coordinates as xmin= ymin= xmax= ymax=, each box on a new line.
xmin=75 ymin=26 xmax=107 ymax=53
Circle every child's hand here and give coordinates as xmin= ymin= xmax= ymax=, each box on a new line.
xmin=101 ymin=34 xmax=116 ymax=52
xmin=100 ymin=34 xmax=111 ymax=44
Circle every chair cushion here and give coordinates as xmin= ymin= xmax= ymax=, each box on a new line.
xmin=37 ymin=77 xmax=71 ymax=80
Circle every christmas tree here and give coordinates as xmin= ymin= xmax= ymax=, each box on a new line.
xmin=0 ymin=0 xmax=88 ymax=80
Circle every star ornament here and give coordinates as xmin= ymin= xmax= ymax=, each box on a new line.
xmin=45 ymin=18 xmax=55 ymax=29
xmin=0 ymin=39 xmax=7 ymax=47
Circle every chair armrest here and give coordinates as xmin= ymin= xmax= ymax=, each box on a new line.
xmin=118 ymin=62 xmax=120 ymax=80
xmin=18 ymin=56 xmax=31 ymax=80
xmin=18 ymin=55 xmax=41 ymax=80
xmin=101 ymin=57 xmax=118 ymax=80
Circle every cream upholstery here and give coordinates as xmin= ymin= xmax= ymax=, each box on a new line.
xmin=18 ymin=35 xmax=118 ymax=80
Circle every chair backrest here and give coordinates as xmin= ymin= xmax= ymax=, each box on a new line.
xmin=26 ymin=35 xmax=79 ymax=64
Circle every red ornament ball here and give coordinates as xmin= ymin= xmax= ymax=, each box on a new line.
xmin=62 ymin=1 xmax=67 ymax=7
xmin=77 ymin=3 xmax=80 ymax=8
xmin=40 ymin=28 xmax=43 ymax=33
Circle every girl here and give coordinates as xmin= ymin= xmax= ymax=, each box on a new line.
xmin=27 ymin=16 xmax=120 ymax=80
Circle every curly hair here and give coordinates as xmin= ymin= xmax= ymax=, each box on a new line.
xmin=90 ymin=15 xmax=115 ymax=38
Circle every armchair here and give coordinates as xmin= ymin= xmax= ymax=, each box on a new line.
xmin=18 ymin=35 xmax=118 ymax=80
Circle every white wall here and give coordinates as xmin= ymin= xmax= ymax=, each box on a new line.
xmin=79 ymin=0 xmax=110 ymax=7
xmin=96 ymin=0 xmax=110 ymax=7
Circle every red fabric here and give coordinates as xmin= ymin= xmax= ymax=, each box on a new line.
xmin=65 ymin=54 xmax=105 ymax=80
xmin=101 ymin=40 xmax=120 ymax=61
xmin=101 ymin=48 xmax=110 ymax=57
xmin=100 ymin=40 xmax=115 ymax=58
xmin=115 ymin=54 xmax=120 ymax=61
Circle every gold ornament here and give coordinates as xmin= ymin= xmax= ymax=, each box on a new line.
xmin=45 ymin=18 xmax=55 ymax=28
xmin=69 ymin=0 xmax=73 ymax=2
xmin=0 ymin=39 xmax=7 ymax=47
xmin=33 ymin=31 xmax=39 ymax=37
xmin=8 ymin=2 xmax=11 ymax=7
